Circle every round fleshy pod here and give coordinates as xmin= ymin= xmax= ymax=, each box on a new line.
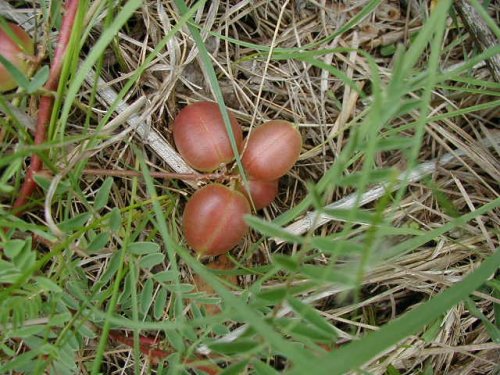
xmin=172 ymin=101 xmax=243 ymax=171
xmin=240 ymin=179 xmax=279 ymax=210
xmin=242 ymin=120 xmax=302 ymax=181
xmin=0 ymin=23 xmax=34 ymax=92
xmin=183 ymin=184 xmax=250 ymax=256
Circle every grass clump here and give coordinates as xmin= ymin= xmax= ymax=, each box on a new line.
xmin=0 ymin=0 xmax=499 ymax=374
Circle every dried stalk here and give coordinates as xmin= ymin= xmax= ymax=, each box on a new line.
xmin=276 ymin=133 xmax=499 ymax=243
xmin=85 ymin=69 xmax=198 ymax=188
xmin=0 ymin=0 xmax=197 ymax=189
xmin=454 ymin=0 xmax=500 ymax=82
xmin=81 ymin=168 xmax=226 ymax=181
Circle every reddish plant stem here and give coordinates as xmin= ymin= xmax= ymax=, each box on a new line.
xmin=11 ymin=0 xmax=80 ymax=216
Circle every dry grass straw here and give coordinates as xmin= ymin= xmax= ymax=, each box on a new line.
xmin=1 ymin=0 xmax=499 ymax=373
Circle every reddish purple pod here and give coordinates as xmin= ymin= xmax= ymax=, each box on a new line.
xmin=242 ymin=120 xmax=302 ymax=181
xmin=240 ymin=179 xmax=279 ymax=210
xmin=183 ymin=184 xmax=251 ymax=256
xmin=0 ymin=23 xmax=34 ymax=92
xmin=172 ymin=101 xmax=243 ymax=172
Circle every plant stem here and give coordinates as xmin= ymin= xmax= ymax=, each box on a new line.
xmin=11 ymin=0 xmax=80 ymax=215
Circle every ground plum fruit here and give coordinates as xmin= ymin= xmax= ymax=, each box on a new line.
xmin=172 ymin=101 xmax=243 ymax=171
xmin=240 ymin=179 xmax=279 ymax=210
xmin=242 ymin=120 xmax=301 ymax=181
xmin=0 ymin=23 xmax=34 ymax=92
xmin=183 ymin=184 xmax=250 ymax=256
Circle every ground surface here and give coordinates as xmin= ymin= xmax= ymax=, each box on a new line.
xmin=0 ymin=0 xmax=499 ymax=374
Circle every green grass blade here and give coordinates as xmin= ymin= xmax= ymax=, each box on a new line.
xmin=58 ymin=0 xmax=142 ymax=139
xmin=290 ymin=248 xmax=500 ymax=375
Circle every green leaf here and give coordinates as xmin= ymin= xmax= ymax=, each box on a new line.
xmin=77 ymin=322 xmax=97 ymax=339
xmin=65 ymin=282 xmax=87 ymax=308
xmin=163 ymin=283 xmax=194 ymax=293
xmin=118 ymin=272 xmax=133 ymax=308
xmin=26 ymin=65 xmax=49 ymax=93
xmin=165 ymin=328 xmax=185 ymax=352
xmin=396 ymin=99 xmax=422 ymax=117
xmin=375 ymin=137 xmax=416 ymax=152
xmin=87 ymin=232 xmax=110 ymax=252
xmin=310 ymin=238 xmax=363 ymax=255
xmin=99 ymin=251 xmax=121 ymax=285
xmin=35 ymin=276 xmax=63 ymax=293
xmin=13 ymin=247 xmax=35 ymax=270
xmin=7 ymin=325 xmax=46 ymax=339
xmin=245 ymin=215 xmax=304 ymax=244
xmin=0 ymin=265 xmax=20 ymax=283
xmin=252 ymin=360 xmax=281 ymax=375
xmin=0 ymin=343 xmax=16 ymax=356
xmin=337 ymin=168 xmax=398 ymax=187
xmin=380 ymin=43 xmax=397 ymax=57
xmin=128 ymin=241 xmax=160 ymax=255
xmin=212 ymin=324 xmax=230 ymax=335
xmin=319 ymin=208 xmax=377 ymax=224
xmin=154 ymin=288 xmax=167 ymax=320
xmin=94 ymin=177 xmax=114 ymax=210
xmin=374 ymin=225 xmax=424 ymax=236
xmin=209 ymin=339 xmax=260 ymax=354
xmin=273 ymin=254 xmax=299 ymax=272
xmin=287 ymin=296 xmax=337 ymax=338
xmin=153 ymin=270 xmax=178 ymax=282
xmin=301 ymin=264 xmax=356 ymax=285
xmin=0 ymin=348 xmax=41 ymax=373
xmin=285 ymin=322 xmax=335 ymax=343
xmin=139 ymin=253 xmax=165 ymax=270
xmin=255 ymin=288 xmax=288 ymax=303
xmin=3 ymin=239 xmax=25 ymax=259
xmin=385 ymin=364 xmax=402 ymax=375
xmin=421 ymin=317 xmax=443 ymax=343
xmin=33 ymin=174 xmax=70 ymax=194
xmin=220 ymin=360 xmax=249 ymax=375
xmin=0 ymin=158 xmax=22 ymax=184
xmin=0 ymin=182 xmax=14 ymax=193
xmin=140 ymin=278 xmax=154 ymax=315
xmin=59 ymin=212 xmax=91 ymax=232
xmin=108 ymin=208 xmax=122 ymax=232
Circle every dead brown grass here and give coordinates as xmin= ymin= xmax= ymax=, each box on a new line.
xmin=1 ymin=0 xmax=499 ymax=374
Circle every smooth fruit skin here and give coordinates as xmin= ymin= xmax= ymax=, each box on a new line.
xmin=242 ymin=120 xmax=302 ymax=181
xmin=0 ymin=23 xmax=34 ymax=92
xmin=183 ymin=184 xmax=250 ymax=256
xmin=172 ymin=101 xmax=243 ymax=171
xmin=240 ymin=179 xmax=279 ymax=210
